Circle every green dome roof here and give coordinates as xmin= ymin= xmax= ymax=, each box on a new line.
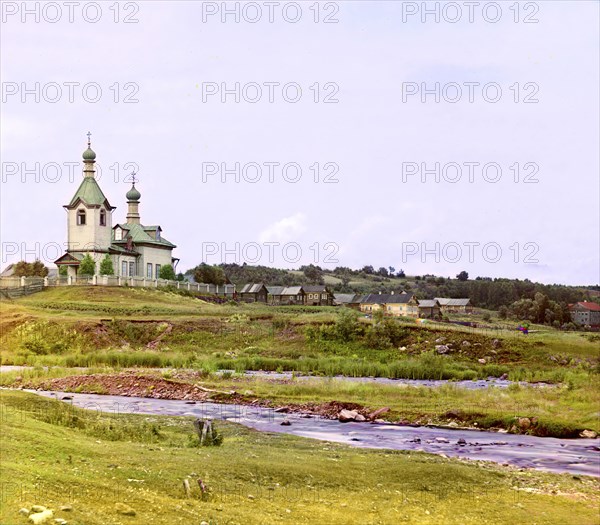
xmin=83 ymin=147 xmax=96 ymax=161
xmin=126 ymin=184 xmax=141 ymax=201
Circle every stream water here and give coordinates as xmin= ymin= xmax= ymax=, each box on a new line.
xmin=32 ymin=390 xmax=600 ymax=478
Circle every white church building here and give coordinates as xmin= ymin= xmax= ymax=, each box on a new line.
xmin=55 ymin=136 xmax=178 ymax=278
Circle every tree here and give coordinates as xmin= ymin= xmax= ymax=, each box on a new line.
xmin=388 ymin=266 xmax=396 ymax=276
xmin=300 ymin=264 xmax=323 ymax=283
xmin=362 ymin=265 xmax=374 ymax=275
xmin=78 ymin=254 xmax=96 ymax=276
xmin=456 ymin=271 xmax=469 ymax=281
xmin=99 ymin=254 xmax=114 ymax=276
xmin=377 ymin=267 xmax=389 ymax=277
xmin=396 ymin=269 xmax=406 ymax=278
xmin=193 ymin=263 xmax=226 ymax=286
xmin=159 ymin=264 xmax=176 ymax=280
xmin=176 ymin=272 xmax=185 ymax=281
xmin=58 ymin=265 xmax=68 ymax=277
xmin=12 ymin=260 xmax=49 ymax=277
xmin=498 ymin=305 xmax=508 ymax=319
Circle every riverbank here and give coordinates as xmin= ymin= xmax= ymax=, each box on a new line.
xmin=4 ymin=368 xmax=598 ymax=439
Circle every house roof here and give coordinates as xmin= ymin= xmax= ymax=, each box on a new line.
xmin=66 ymin=177 xmax=114 ymax=209
xmin=54 ymin=252 xmax=85 ymax=265
xmin=304 ymin=285 xmax=329 ymax=293
xmin=240 ymin=283 xmax=267 ymax=294
xmin=418 ymin=299 xmax=440 ymax=308
xmin=267 ymin=286 xmax=285 ymax=295
xmin=361 ymin=292 xmax=414 ymax=305
xmin=434 ymin=298 xmax=471 ymax=306
xmin=333 ymin=293 xmax=358 ymax=305
xmin=113 ymin=223 xmax=176 ymax=248
xmin=570 ymin=301 xmax=600 ymax=312
xmin=281 ymin=286 xmax=304 ymax=295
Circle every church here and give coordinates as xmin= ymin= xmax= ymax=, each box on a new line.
xmin=54 ymin=135 xmax=178 ymax=279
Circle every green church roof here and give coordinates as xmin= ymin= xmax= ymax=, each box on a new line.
xmin=113 ymin=223 xmax=176 ymax=248
xmin=67 ymin=177 xmax=113 ymax=209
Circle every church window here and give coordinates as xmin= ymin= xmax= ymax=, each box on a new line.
xmin=122 ymin=261 xmax=127 ymax=276
xmin=147 ymin=263 xmax=153 ymax=279
xmin=100 ymin=209 xmax=106 ymax=226
xmin=129 ymin=262 xmax=135 ymax=276
xmin=115 ymin=228 xmax=122 ymax=241
xmin=77 ymin=209 xmax=86 ymax=225
xmin=156 ymin=264 xmax=161 ymax=278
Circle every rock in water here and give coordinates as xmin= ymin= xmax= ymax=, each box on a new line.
xmin=580 ymin=430 xmax=598 ymax=439
xmin=354 ymin=414 xmax=366 ymax=422
xmin=338 ymin=409 xmax=359 ymax=422
xmin=280 ymin=419 xmax=291 ymax=426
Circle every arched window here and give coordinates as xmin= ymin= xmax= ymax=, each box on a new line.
xmin=77 ymin=209 xmax=86 ymax=225
xmin=100 ymin=209 xmax=106 ymax=226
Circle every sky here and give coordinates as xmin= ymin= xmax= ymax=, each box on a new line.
xmin=1 ymin=0 xmax=599 ymax=285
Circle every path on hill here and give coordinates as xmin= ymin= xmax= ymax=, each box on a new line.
xmin=33 ymin=390 xmax=600 ymax=478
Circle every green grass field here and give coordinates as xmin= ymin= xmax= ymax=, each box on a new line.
xmin=1 ymin=390 xmax=598 ymax=525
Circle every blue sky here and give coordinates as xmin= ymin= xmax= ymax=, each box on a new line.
xmin=1 ymin=1 xmax=598 ymax=285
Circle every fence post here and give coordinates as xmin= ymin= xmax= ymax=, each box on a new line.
xmin=43 ymin=277 xmax=48 ymax=287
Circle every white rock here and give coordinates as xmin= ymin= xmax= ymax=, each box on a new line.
xmin=28 ymin=510 xmax=53 ymax=525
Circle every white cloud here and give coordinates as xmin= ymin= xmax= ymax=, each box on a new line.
xmin=258 ymin=213 xmax=307 ymax=244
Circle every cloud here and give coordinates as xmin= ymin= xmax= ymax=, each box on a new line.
xmin=258 ymin=213 xmax=307 ymax=244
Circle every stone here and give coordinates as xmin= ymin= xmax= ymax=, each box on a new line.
xmin=447 ymin=422 xmax=458 ymax=428
xmin=517 ymin=417 xmax=531 ymax=430
xmin=54 ymin=519 xmax=68 ymax=525
xmin=478 ymin=358 xmax=486 ymax=364
xmin=369 ymin=407 xmax=390 ymax=420
xmin=28 ymin=510 xmax=53 ymax=525
xmin=457 ymin=438 xmax=467 ymax=446
xmin=435 ymin=437 xmax=449 ymax=443
xmin=492 ymin=339 xmax=501 ymax=348
xmin=436 ymin=345 xmax=449 ymax=354
xmin=499 ymin=373 xmax=508 ymax=380
xmin=31 ymin=506 xmax=47 ymax=513
xmin=115 ymin=503 xmax=136 ymax=516
xmin=338 ymin=409 xmax=360 ymax=422
xmin=280 ymin=419 xmax=291 ymax=426
xmin=461 ymin=340 xmax=471 ymax=347
xmin=354 ymin=414 xmax=366 ymax=422
xmin=19 ymin=508 xmax=30 ymax=516
xmin=399 ymin=346 xmax=407 ymax=351
xmin=435 ymin=337 xmax=445 ymax=343
xmin=61 ymin=396 xmax=72 ymax=401
xmin=274 ymin=407 xmax=289 ymax=413
xmin=580 ymin=430 xmax=598 ymax=439
xmin=373 ymin=419 xmax=386 ymax=424
xmin=59 ymin=506 xmax=72 ymax=512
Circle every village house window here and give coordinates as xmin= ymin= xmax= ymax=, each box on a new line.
xmin=129 ymin=262 xmax=134 ymax=276
xmin=156 ymin=264 xmax=161 ymax=278
xmin=77 ymin=209 xmax=86 ymax=225
xmin=121 ymin=261 xmax=127 ymax=276
xmin=147 ymin=263 xmax=153 ymax=279
xmin=100 ymin=209 xmax=106 ymax=226
xmin=322 ymin=294 xmax=327 ymax=299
